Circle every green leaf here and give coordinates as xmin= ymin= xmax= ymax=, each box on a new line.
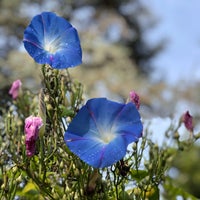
xmin=119 ymin=191 xmax=132 ymax=200
xmin=59 ymin=105 xmax=74 ymax=117
xmin=16 ymin=180 xmax=45 ymax=200
xmin=130 ymin=170 xmax=148 ymax=181
xmin=21 ymin=181 xmax=39 ymax=194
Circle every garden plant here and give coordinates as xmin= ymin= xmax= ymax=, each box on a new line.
xmin=0 ymin=12 xmax=199 ymax=200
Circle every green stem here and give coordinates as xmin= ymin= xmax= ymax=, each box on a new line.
xmin=39 ymin=136 xmax=46 ymax=183
xmin=25 ymin=166 xmax=55 ymax=200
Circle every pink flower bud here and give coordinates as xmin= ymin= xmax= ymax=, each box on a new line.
xmin=9 ymin=79 xmax=22 ymax=99
xmin=129 ymin=91 xmax=140 ymax=109
xmin=24 ymin=116 xmax=43 ymax=157
xmin=182 ymin=111 xmax=193 ymax=132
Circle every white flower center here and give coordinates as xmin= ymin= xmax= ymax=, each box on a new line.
xmin=100 ymin=129 xmax=116 ymax=144
xmin=44 ymin=37 xmax=61 ymax=54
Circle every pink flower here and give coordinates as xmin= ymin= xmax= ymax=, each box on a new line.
xmin=24 ymin=116 xmax=43 ymax=157
xmin=182 ymin=111 xmax=193 ymax=132
xmin=129 ymin=91 xmax=140 ymax=109
xmin=9 ymin=79 xmax=22 ymax=99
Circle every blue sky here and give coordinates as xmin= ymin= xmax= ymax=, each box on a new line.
xmin=143 ymin=0 xmax=200 ymax=84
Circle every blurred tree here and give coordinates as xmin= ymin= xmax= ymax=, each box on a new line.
xmin=117 ymin=0 xmax=164 ymax=75
xmin=0 ymin=0 xmax=163 ymax=75
xmin=66 ymin=0 xmax=164 ymax=75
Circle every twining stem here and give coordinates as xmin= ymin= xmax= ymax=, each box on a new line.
xmin=39 ymin=136 xmax=46 ymax=183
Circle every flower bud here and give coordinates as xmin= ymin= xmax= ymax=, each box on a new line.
xmin=194 ymin=132 xmax=200 ymax=140
xmin=16 ymin=175 xmax=23 ymax=183
xmin=12 ymin=166 xmax=18 ymax=173
xmin=129 ymin=90 xmax=140 ymax=109
xmin=133 ymin=187 xmax=141 ymax=195
xmin=24 ymin=116 xmax=43 ymax=157
xmin=1 ymin=183 xmax=5 ymax=190
xmin=132 ymin=143 xmax=137 ymax=151
xmin=173 ymin=132 xmax=180 ymax=140
xmin=181 ymin=111 xmax=193 ymax=132
xmin=9 ymin=79 xmax=22 ymax=99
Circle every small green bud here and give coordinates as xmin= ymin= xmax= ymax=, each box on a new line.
xmin=166 ymin=156 xmax=174 ymax=164
xmin=194 ymin=132 xmax=200 ymax=140
xmin=173 ymin=132 xmax=180 ymax=140
xmin=60 ymin=161 xmax=64 ymax=169
xmin=62 ymin=194 xmax=67 ymax=200
xmin=12 ymin=166 xmax=18 ymax=173
xmin=153 ymin=143 xmax=159 ymax=150
xmin=141 ymin=139 xmax=146 ymax=149
xmin=144 ymin=161 xmax=149 ymax=169
xmin=55 ymin=97 xmax=59 ymax=103
xmin=16 ymin=175 xmax=23 ymax=183
xmin=143 ymin=184 xmax=148 ymax=190
xmin=47 ymin=104 xmax=53 ymax=111
xmin=58 ymin=147 xmax=64 ymax=154
xmin=66 ymin=117 xmax=71 ymax=123
xmin=144 ymin=175 xmax=150 ymax=183
xmin=132 ymin=143 xmax=137 ymax=151
xmin=21 ymin=135 xmax=25 ymax=141
xmin=133 ymin=187 xmax=141 ymax=195
xmin=44 ymin=95 xmax=50 ymax=103
xmin=148 ymin=163 xmax=153 ymax=170
xmin=17 ymin=119 xmax=23 ymax=126
xmin=1 ymin=183 xmax=5 ymax=190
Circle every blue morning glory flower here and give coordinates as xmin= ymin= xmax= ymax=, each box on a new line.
xmin=23 ymin=12 xmax=82 ymax=69
xmin=64 ymin=98 xmax=143 ymax=168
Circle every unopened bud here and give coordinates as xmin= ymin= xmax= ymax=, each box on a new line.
xmin=60 ymin=161 xmax=64 ymax=169
xmin=12 ymin=166 xmax=18 ymax=173
xmin=173 ymin=132 xmax=180 ymax=140
xmin=8 ymin=79 xmax=22 ymax=99
xmin=181 ymin=111 xmax=194 ymax=132
xmin=194 ymin=133 xmax=200 ymax=140
xmin=1 ymin=183 xmax=5 ymax=190
xmin=148 ymin=163 xmax=153 ymax=170
xmin=129 ymin=91 xmax=140 ymax=109
xmin=133 ymin=187 xmax=141 ymax=195
xmin=46 ymin=104 xmax=53 ymax=111
xmin=16 ymin=175 xmax=23 ymax=183
xmin=144 ymin=176 xmax=150 ymax=183
xmin=132 ymin=143 xmax=137 ymax=151
xmin=153 ymin=144 xmax=159 ymax=150
xmin=166 ymin=156 xmax=174 ymax=164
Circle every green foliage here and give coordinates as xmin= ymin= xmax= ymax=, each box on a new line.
xmin=167 ymin=145 xmax=200 ymax=199
xmin=0 ymin=64 xmax=200 ymax=200
xmin=163 ymin=177 xmax=198 ymax=200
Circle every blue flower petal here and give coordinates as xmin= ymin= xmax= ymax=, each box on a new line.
xmin=99 ymin=136 xmax=127 ymax=167
xmin=65 ymin=133 xmax=128 ymax=168
xmin=65 ymin=134 xmax=105 ymax=167
xmin=85 ymin=98 xmax=125 ymax=131
xmin=23 ymin=12 xmax=82 ymax=69
xmin=64 ymin=98 xmax=143 ymax=168
xmin=114 ymin=102 xmax=143 ymax=144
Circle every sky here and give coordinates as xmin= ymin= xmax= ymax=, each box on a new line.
xmin=143 ymin=0 xmax=200 ymax=84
